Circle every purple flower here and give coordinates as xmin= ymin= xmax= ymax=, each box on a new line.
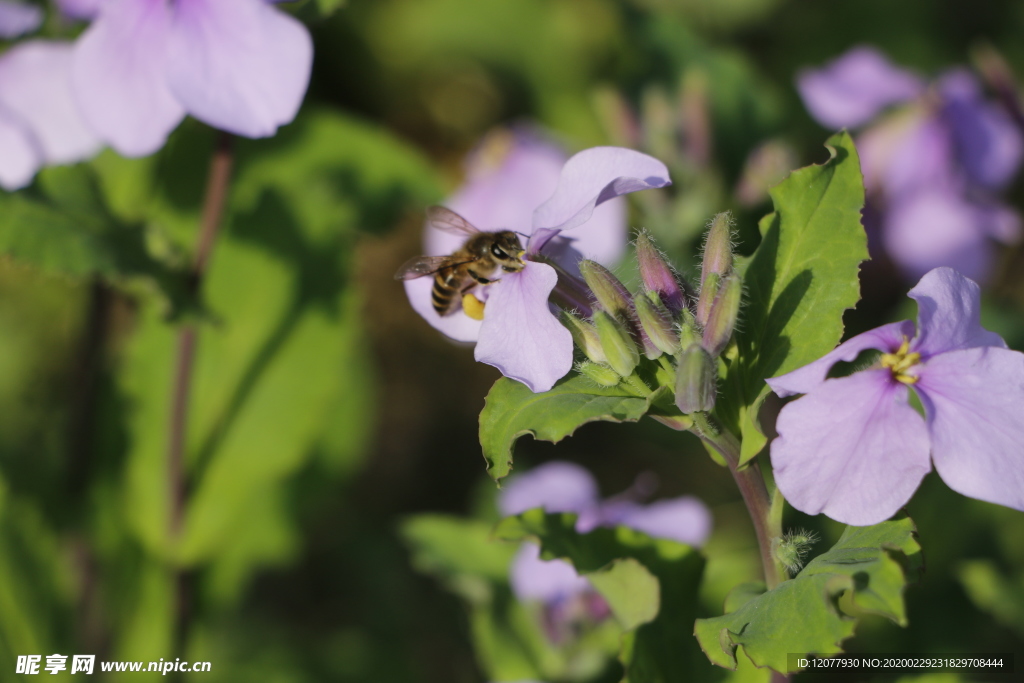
xmin=0 ymin=41 xmax=103 ymax=190
xmin=70 ymin=0 xmax=313 ymax=157
xmin=0 ymin=1 xmax=43 ymax=38
xmin=768 ymin=267 xmax=1024 ymax=526
xmin=797 ymin=47 xmax=1023 ymax=283
xmin=796 ymin=46 xmax=925 ymax=130
xmin=499 ymin=461 xmax=712 ymax=604
xmin=56 ymin=0 xmax=101 ymax=20
xmin=404 ymin=131 xmax=670 ymax=392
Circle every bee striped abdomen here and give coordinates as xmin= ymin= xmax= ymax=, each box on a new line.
xmin=431 ymin=267 xmax=460 ymax=314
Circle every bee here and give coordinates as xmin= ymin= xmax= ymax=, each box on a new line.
xmin=395 ymin=206 xmax=527 ymax=317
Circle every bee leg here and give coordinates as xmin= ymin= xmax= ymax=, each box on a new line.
xmin=465 ymin=272 xmax=496 ymax=287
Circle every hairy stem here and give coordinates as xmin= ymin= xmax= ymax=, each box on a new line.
xmin=691 ymin=412 xmax=784 ymax=589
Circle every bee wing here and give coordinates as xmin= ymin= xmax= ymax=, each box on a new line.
xmin=426 ymin=206 xmax=480 ymax=236
xmin=394 ymin=255 xmax=472 ymax=281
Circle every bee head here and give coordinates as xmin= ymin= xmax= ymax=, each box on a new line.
xmin=492 ymin=231 xmax=526 ymax=272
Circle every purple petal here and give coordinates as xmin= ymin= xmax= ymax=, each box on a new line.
xmin=531 ymin=147 xmax=670 ymax=233
xmin=165 ymin=0 xmax=312 ymax=138
xmin=403 ymin=276 xmax=481 ymax=343
xmin=71 ymin=0 xmax=185 ymax=157
xmin=883 ymin=190 xmax=995 ymax=283
xmin=498 ymin=461 xmax=599 ymax=517
xmin=796 ymin=46 xmax=924 ymax=130
xmin=0 ymin=111 xmax=40 ymax=190
xmin=474 ymin=262 xmax=574 ymax=393
xmin=975 ymin=201 xmax=1022 ymax=244
xmin=767 ymin=320 xmax=914 ymax=397
xmin=771 ymin=370 xmax=932 ymax=526
xmin=0 ymin=41 xmax=102 ymax=166
xmin=509 ymin=543 xmax=592 ymax=603
xmin=858 ymin=109 xmax=953 ymax=196
xmin=608 ymin=497 xmax=712 ymax=547
xmin=56 ymin=0 xmax=102 ymax=21
xmin=908 ymin=266 xmax=1006 ymax=357
xmin=0 ymin=0 xmax=42 ymax=38
xmin=571 ymin=197 xmax=628 ymax=267
xmin=529 ymin=198 xmax=628 ymax=270
xmin=939 ymin=69 xmax=1024 ymax=190
xmin=917 ymin=346 xmax=1024 ymax=514
xmin=426 ymin=129 xmax=567 ymax=257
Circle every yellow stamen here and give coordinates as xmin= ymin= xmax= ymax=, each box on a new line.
xmin=879 ymin=337 xmax=920 ymax=384
xmin=462 ymin=293 xmax=486 ymax=321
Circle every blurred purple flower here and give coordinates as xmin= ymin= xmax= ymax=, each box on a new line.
xmin=797 ymin=46 xmax=925 ymax=130
xmin=70 ymin=0 xmax=313 ymax=157
xmin=797 ymin=47 xmax=1023 ymax=283
xmin=0 ymin=41 xmax=103 ymax=190
xmin=499 ymin=461 xmax=712 ymax=605
xmin=56 ymin=0 xmax=101 ymax=20
xmin=405 ymin=131 xmax=670 ymax=392
xmin=0 ymin=1 xmax=42 ymax=38
xmin=768 ymin=267 xmax=1024 ymax=527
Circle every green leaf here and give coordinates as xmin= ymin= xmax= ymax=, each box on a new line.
xmin=695 ymin=514 xmax=921 ymax=674
xmin=0 ymin=477 xmax=75 ymax=672
xmin=718 ymin=131 xmax=868 ymax=466
xmin=401 ymin=513 xmax=611 ymax=682
xmin=480 ymin=376 xmax=662 ymax=482
xmin=402 ymin=515 xmax=518 ymax=586
xmin=957 ymin=559 xmax=1024 ymax=638
xmin=316 ymin=0 xmax=347 ymax=15
xmin=0 ymin=166 xmax=193 ymax=316
xmin=110 ymin=108 xmax=440 ymax=585
xmin=496 ymin=509 xmax=706 ymax=683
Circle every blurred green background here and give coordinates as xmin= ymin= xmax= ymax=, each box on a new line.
xmin=2 ymin=0 xmax=1024 ymax=680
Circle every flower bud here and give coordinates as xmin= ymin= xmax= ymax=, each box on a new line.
xmin=636 ymin=230 xmax=687 ymax=314
xmin=594 ymin=310 xmax=640 ymax=377
xmin=577 ymin=360 xmax=621 ymax=387
xmin=675 ymin=344 xmax=717 ymax=414
xmin=700 ymin=212 xmax=734 ymax=288
xmin=702 ymin=274 xmax=742 ymax=358
xmin=696 ymin=272 xmax=720 ymax=328
xmin=579 ymin=260 xmax=632 ymax=318
xmin=641 ymin=85 xmax=677 ymax=167
xmin=634 ymin=293 xmax=679 ymax=357
xmin=592 ymin=86 xmax=640 ymax=149
xmin=561 ymin=311 xmax=606 ymax=363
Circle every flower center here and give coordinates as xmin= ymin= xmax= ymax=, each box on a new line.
xmin=879 ymin=338 xmax=921 ymax=384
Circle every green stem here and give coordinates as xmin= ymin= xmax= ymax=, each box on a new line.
xmin=168 ymin=132 xmax=234 ymax=538
xmin=623 ymin=373 xmax=652 ymax=397
xmin=166 ymin=131 xmax=234 ymax=671
xmin=656 ymin=354 xmax=676 ymax=382
xmin=691 ymin=412 xmax=784 ymax=589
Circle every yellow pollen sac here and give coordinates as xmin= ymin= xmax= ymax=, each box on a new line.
xmin=462 ymin=293 xmax=486 ymax=321
xmin=879 ymin=338 xmax=921 ymax=384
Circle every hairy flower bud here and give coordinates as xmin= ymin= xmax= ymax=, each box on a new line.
xmin=580 ymin=259 xmax=632 ymax=318
xmin=561 ymin=311 xmax=607 ymax=363
xmin=696 ymin=272 xmax=720 ymax=328
xmin=594 ymin=310 xmax=640 ymax=377
xmin=634 ymin=293 xmax=680 ymax=357
xmin=636 ymin=230 xmax=687 ymax=314
xmin=577 ymin=360 xmax=621 ymax=387
xmin=675 ymin=344 xmax=717 ymax=413
xmin=700 ymin=212 xmax=734 ymax=287
xmin=702 ymin=275 xmax=742 ymax=358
